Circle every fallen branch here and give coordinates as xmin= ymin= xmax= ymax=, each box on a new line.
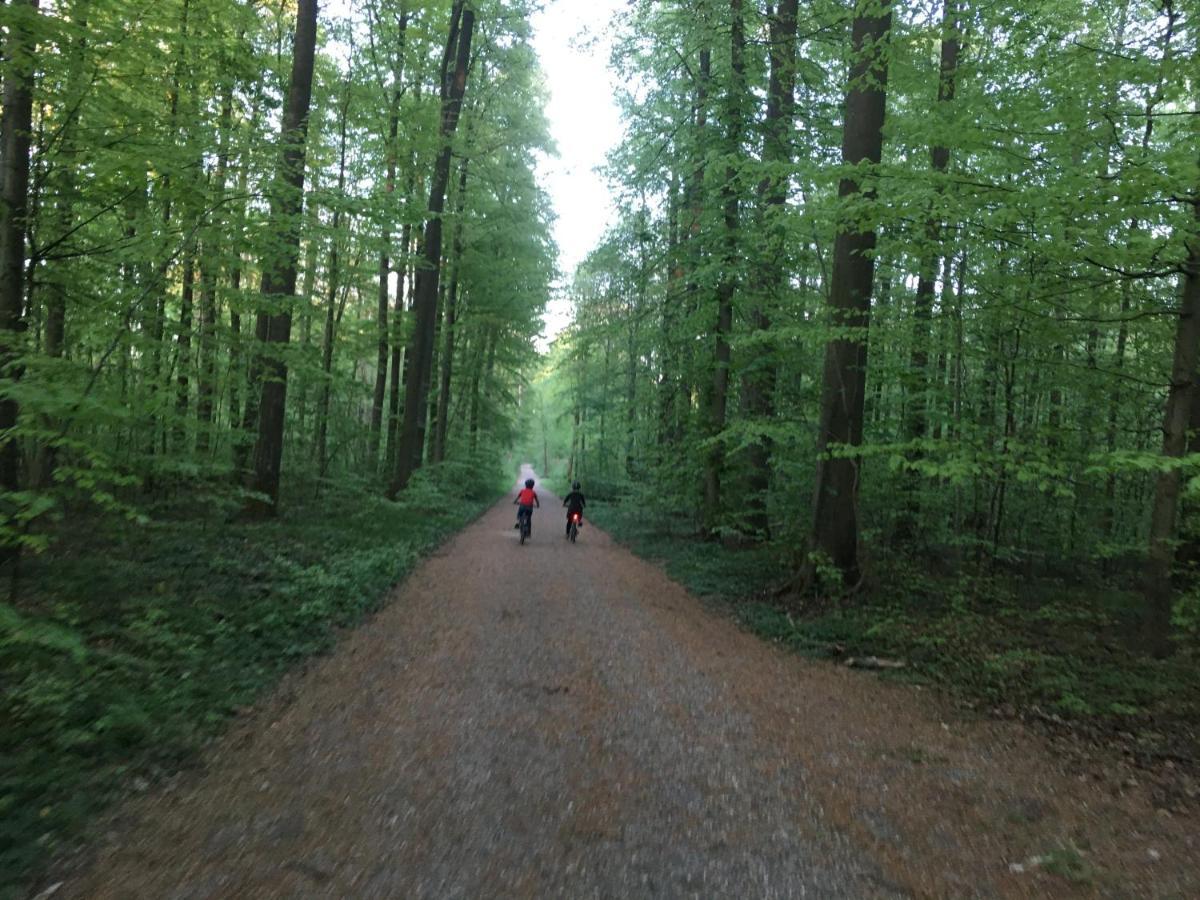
xmin=845 ymin=656 xmax=906 ymax=670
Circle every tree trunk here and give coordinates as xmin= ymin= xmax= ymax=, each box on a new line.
xmin=600 ymin=331 xmax=611 ymax=466
xmin=229 ymin=298 xmax=242 ymax=431
xmin=659 ymin=173 xmax=682 ymax=452
xmin=567 ymin=403 xmax=580 ymax=482
xmin=32 ymin=0 xmax=91 ymax=485
xmin=466 ymin=327 xmax=483 ymax=454
xmin=385 ymin=216 xmax=415 ymax=476
xmin=244 ymin=0 xmax=319 ymax=516
xmin=315 ymin=81 xmax=350 ymax=479
xmin=703 ymin=0 xmax=745 ymax=529
xmin=294 ymin=186 xmax=321 ymax=441
xmin=898 ymin=0 xmax=959 ymax=541
xmin=469 ymin=326 xmax=495 ymax=453
xmin=314 ymin=280 xmax=337 ymax=480
xmin=807 ymin=0 xmax=893 ymax=589
xmin=196 ymin=61 xmax=236 ymax=457
xmin=741 ymin=0 xmax=798 ymax=538
xmin=433 ymin=156 xmax=469 ymax=465
xmin=1103 ymin=280 xmax=1132 ymax=538
xmin=419 ymin=280 xmax=445 ymax=462
xmin=143 ymin=0 xmax=194 ymax=466
xmin=1144 ymin=194 xmax=1200 ymax=657
xmin=624 ymin=209 xmax=647 ymax=476
xmin=0 ymin=0 xmax=38 ymax=509
xmin=195 ymin=252 xmax=218 ymax=454
xmin=173 ymin=252 xmax=195 ymax=451
xmin=389 ymin=0 xmax=475 ymax=497
xmin=989 ymin=331 xmax=1019 ymax=563
xmin=227 ymin=92 xmax=261 ymax=472
xmin=1177 ymin=371 xmax=1200 ymax=572
xmin=680 ymin=43 xmax=711 ymax=485
xmin=118 ymin=197 xmax=142 ymax=414
xmin=369 ymin=12 xmax=409 ymax=469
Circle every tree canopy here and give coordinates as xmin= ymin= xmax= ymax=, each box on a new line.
xmin=536 ymin=0 xmax=1199 ymax=653
xmin=0 ymin=0 xmax=556 ymax=544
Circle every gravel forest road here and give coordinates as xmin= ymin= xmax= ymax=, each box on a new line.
xmin=51 ymin=467 xmax=1199 ymax=898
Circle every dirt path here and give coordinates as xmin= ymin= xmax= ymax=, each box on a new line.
xmin=48 ymin=467 xmax=1198 ymax=898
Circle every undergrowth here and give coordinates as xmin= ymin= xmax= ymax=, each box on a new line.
xmin=585 ymin=498 xmax=1200 ymax=766
xmin=0 ymin=464 xmax=504 ymax=897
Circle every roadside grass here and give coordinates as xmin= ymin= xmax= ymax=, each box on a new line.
xmin=586 ymin=499 xmax=1200 ymax=766
xmin=0 ymin=468 xmax=504 ymax=898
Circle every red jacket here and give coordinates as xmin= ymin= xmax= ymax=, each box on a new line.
xmin=517 ymin=487 xmax=538 ymax=507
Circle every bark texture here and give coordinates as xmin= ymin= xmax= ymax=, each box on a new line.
xmin=0 ymin=0 xmax=40 ymax=502
xmin=389 ymin=0 xmax=475 ymax=497
xmin=740 ymin=0 xmax=798 ymax=538
xmin=369 ymin=12 xmax=409 ymax=470
xmin=702 ymin=0 xmax=746 ymax=531
xmin=1144 ymin=193 xmax=1200 ymax=656
xmin=808 ymin=0 xmax=893 ymax=588
xmin=244 ymin=0 xmax=319 ymax=516
xmin=897 ymin=0 xmax=960 ymax=541
xmin=432 ymin=156 xmax=469 ymax=465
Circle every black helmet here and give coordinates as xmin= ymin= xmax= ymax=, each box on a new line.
xmin=572 ymin=481 xmax=581 ymax=491
xmin=525 ymin=478 xmax=535 ymax=488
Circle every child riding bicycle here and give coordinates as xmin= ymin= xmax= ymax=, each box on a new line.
xmin=514 ymin=478 xmax=540 ymax=534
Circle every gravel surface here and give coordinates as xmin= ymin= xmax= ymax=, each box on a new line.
xmin=46 ymin=467 xmax=1200 ymax=898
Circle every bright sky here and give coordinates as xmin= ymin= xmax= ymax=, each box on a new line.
xmin=529 ymin=0 xmax=624 ymax=346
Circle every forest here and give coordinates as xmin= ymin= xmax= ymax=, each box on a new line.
xmin=0 ymin=0 xmax=555 ymax=886
xmin=524 ymin=0 xmax=1198 ymax=837
xmin=0 ymin=0 xmax=1197 ymax=892
xmin=531 ymin=0 xmax=1199 ymax=653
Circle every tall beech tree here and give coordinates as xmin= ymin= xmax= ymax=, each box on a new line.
xmin=0 ymin=0 xmax=39 ymax=516
xmin=314 ymin=75 xmax=352 ymax=479
xmin=897 ymin=0 xmax=960 ymax=541
xmin=367 ymin=4 xmax=410 ymax=471
xmin=389 ymin=0 xmax=475 ymax=496
xmin=431 ymin=154 xmax=470 ymax=464
xmin=552 ymin=0 xmax=1197 ymax=654
xmin=808 ymin=0 xmax=893 ymax=587
xmin=5 ymin=0 xmax=1198 ymax=654
xmin=1146 ymin=194 xmax=1200 ymax=655
xmin=740 ymin=0 xmax=798 ymax=538
xmin=702 ymin=0 xmax=746 ymax=530
xmin=245 ymin=0 xmax=320 ymax=516
xmin=32 ymin=0 xmax=89 ymax=486
xmin=0 ymin=0 xmax=552 ymax=569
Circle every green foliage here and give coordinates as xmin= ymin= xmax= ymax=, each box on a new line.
xmin=0 ymin=4 xmax=555 ymax=889
xmin=582 ymin=497 xmax=780 ymax=602
xmin=1171 ymin=587 xmax=1200 ymax=640
xmin=0 ymin=473 xmax=500 ymax=895
xmin=0 ymin=0 xmax=556 ymax=553
xmin=591 ymin=492 xmax=1200 ymax=769
xmin=1039 ymin=844 xmax=1096 ymax=885
xmin=550 ymin=0 xmax=1200 ymax=627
